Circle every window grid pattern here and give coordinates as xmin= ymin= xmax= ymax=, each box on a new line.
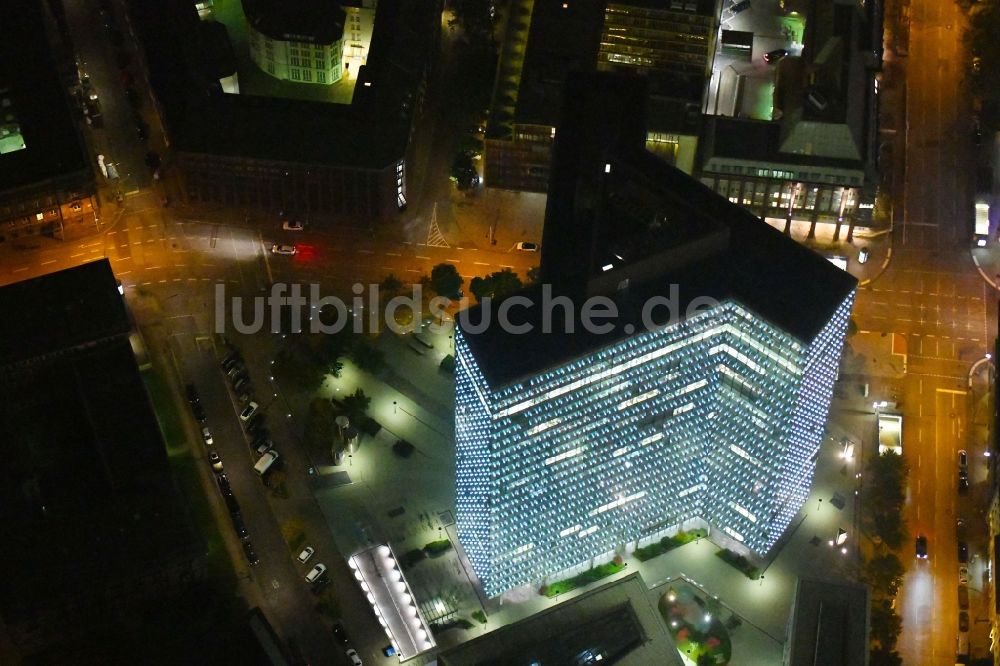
xmin=455 ymin=296 xmax=854 ymax=596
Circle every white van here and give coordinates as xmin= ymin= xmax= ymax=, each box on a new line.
xmin=254 ymin=450 xmax=279 ymax=476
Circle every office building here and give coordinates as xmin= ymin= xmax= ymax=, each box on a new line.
xmin=128 ymin=0 xmax=437 ymax=223
xmin=0 ymin=260 xmax=203 ymax=661
xmin=455 ymin=73 xmax=856 ymax=596
xmin=783 ymin=578 xmax=869 ymax=666
xmin=0 ymin=0 xmax=98 ymax=244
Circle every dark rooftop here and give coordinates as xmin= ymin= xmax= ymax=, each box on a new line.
xmin=698 ymin=116 xmax=864 ymax=171
xmin=128 ymin=0 xmax=436 ymax=169
xmin=462 ymin=73 xmax=857 ymax=388
xmin=0 ymin=0 xmax=90 ymax=195
xmin=786 ymin=578 xmax=869 ymax=666
xmin=0 ymin=264 xmax=200 ymax=625
xmin=0 ymin=260 xmax=129 ymax=367
xmin=241 ymin=0 xmax=346 ymax=45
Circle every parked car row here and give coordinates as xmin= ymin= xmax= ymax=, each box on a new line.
xmin=188 ymin=382 xmax=259 ymax=565
xmin=222 ymin=348 xmax=282 ymax=479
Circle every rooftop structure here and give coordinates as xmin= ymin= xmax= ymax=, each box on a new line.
xmin=455 ymin=73 xmax=856 ymax=596
xmin=783 ymin=578 xmax=870 ymax=666
xmin=436 ymin=572 xmax=682 ymax=665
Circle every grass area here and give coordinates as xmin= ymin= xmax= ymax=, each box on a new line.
xmin=281 ymin=517 xmax=308 ymax=553
xmin=472 ymin=610 xmax=487 ymax=624
xmin=143 ymin=368 xmax=189 ymax=455
xmin=660 ymin=596 xmax=733 ymax=665
xmin=168 ymin=454 xmax=236 ymax=580
xmin=314 ymin=587 xmax=341 ymax=622
xmin=541 ymin=559 xmax=627 ymax=597
xmin=715 ymin=549 xmax=760 ymax=580
xmin=634 ymin=528 xmax=708 ymax=562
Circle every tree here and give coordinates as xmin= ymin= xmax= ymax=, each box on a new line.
xmin=869 ymin=599 xmax=902 ymax=651
xmin=342 ymin=388 xmax=371 ymax=420
xmin=449 ymin=0 xmax=494 ymax=42
xmin=526 ymin=266 xmax=541 ymax=284
xmin=863 ymin=552 xmax=905 ymax=598
xmin=380 ymin=273 xmax=405 ymax=298
xmin=469 ymin=268 xmax=522 ymax=302
xmin=869 ymin=648 xmax=902 ymax=666
xmin=429 ymin=263 xmax=464 ymax=299
xmin=451 ymin=151 xmax=477 ymax=190
xmin=469 ymin=276 xmax=492 ymax=302
xmin=862 ymin=452 xmax=909 ymax=548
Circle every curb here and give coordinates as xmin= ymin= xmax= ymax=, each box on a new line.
xmin=858 ymin=247 xmax=892 ymax=287
xmin=972 ymin=253 xmax=999 ymax=291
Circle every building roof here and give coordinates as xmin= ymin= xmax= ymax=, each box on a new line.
xmin=436 ymin=572 xmax=683 ymax=666
xmin=241 ymin=0 xmax=346 ymax=45
xmin=0 ymin=260 xmax=129 ymax=367
xmin=129 ymin=0 xmax=436 ymax=170
xmin=0 ymin=264 xmax=201 ymax=626
xmin=461 ymin=73 xmax=857 ymax=387
xmin=0 ymin=0 xmax=90 ymax=197
xmin=786 ymin=578 xmax=869 ymax=666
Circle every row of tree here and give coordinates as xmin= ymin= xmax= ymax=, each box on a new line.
xmin=969 ymin=0 xmax=1000 ymax=132
xmin=861 ymin=451 xmax=909 ymax=666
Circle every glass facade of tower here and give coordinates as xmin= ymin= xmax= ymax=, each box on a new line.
xmin=455 ymin=293 xmax=854 ymax=597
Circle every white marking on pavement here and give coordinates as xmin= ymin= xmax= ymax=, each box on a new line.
xmin=41 ymin=260 xmax=56 ymax=265
xmin=416 ymin=256 xmax=430 ymax=260
xmin=387 ymin=252 xmax=402 ymax=257
xmin=358 ymin=249 xmax=374 ymax=254
xmin=474 ymin=262 xmax=490 ymax=266
xmin=13 ymin=267 xmax=28 ymax=272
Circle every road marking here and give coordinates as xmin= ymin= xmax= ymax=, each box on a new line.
xmin=41 ymin=260 xmax=56 ymax=265
xmin=386 ymin=252 xmax=402 ymax=257
xmin=500 ymin=265 xmax=515 ymax=269
xmin=936 ymin=388 xmax=967 ymax=395
xmin=406 ymin=269 xmax=422 ymax=273
xmin=13 ymin=266 xmax=28 ymax=273
xmin=416 ymin=256 xmax=430 ymax=260
xmin=174 ymin=264 xmax=187 ymax=268
xmin=188 ymin=278 xmax=197 ymax=282
xmin=107 ymin=230 xmax=117 ymax=235
xmin=358 ymin=249 xmax=374 ymax=254
xmin=173 ymin=278 xmax=182 ymax=282
xmin=446 ymin=258 xmax=460 ymax=263
xmin=159 ymin=279 xmax=167 ymax=283
xmin=145 ymin=239 xmax=155 ymax=244
xmin=118 ymin=270 xmax=131 ymax=275
xmin=146 ymin=266 xmax=162 ymax=270
xmin=142 ymin=281 xmax=152 ymax=286
xmin=474 ymin=262 xmax=490 ymax=266
xmin=120 ymin=243 xmax=128 ymax=248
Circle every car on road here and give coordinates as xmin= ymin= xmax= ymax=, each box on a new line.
xmin=959 ymin=565 xmax=969 ymax=584
xmin=240 ymin=401 xmax=259 ymax=422
xmin=959 ymin=541 xmax=969 ymax=563
xmin=298 ymin=546 xmax=315 ymax=564
xmin=763 ymin=48 xmax=788 ymax=64
xmin=216 ymin=474 xmax=233 ymax=497
xmin=281 ymin=220 xmax=304 ymax=231
xmin=331 ymin=623 xmax=349 ymax=645
xmin=209 ymin=451 xmax=223 ymax=472
xmin=346 ymin=648 xmax=363 ymax=666
xmin=959 ymin=470 xmax=970 ymax=494
xmin=915 ymin=535 xmax=928 ymax=559
xmin=857 ymin=248 xmax=869 ymax=264
xmin=243 ymin=541 xmax=259 ymax=566
xmin=271 ymin=243 xmax=297 ymax=255
xmin=959 ymin=610 xmax=970 ymax=632
xmin=305 ymin=563 xmax=327 ymax=583
xmin=186 ymin=384 xmax=201 ymax=405
xmin=201 ymin=427 xmax=213 ymax=446
xmin=192 ymin=401 xmax=207 ymax=423
xmin=959 ymin=450 xmax=968 ymax=468
xmin=515 ymin=241 xmax=538 ymax=252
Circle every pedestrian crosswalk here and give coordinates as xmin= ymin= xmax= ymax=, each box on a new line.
xmin=426 ymin=203 xmax=450 ymax=248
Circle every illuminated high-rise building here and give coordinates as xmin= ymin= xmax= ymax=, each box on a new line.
xmin=454 ymin=73 xmax=857 ymax=597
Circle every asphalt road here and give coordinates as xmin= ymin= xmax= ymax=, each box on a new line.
xmin=864 ymin=0 xmax=996 ymax=663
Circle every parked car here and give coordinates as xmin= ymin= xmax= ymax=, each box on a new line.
xmin=226 ymin=364 xmax=245 ymax=380
xmin=232 ymin=513 xmax=249 ymax=540
xmin=135 ymin=122 xmax=147 ymax=140
xmin=959 ymin=584 xmax=969 ymax=610
xmin=186 ymin=384 xmax=201 ymax=405
xmin=305 ymin=563 xmax=327 ymax=583
xmin=515 ymin=241 xmax=538 ymax=252
xmin=233 ymin=377 xmax=252 ymax=394
xmin=221 ymin=351 xmax=241 ymax=369
xmin=857 ymin=248 xmax=870 ymax=264
xmin=255 ymin=439 xmax=274 ymax=456
xmin=959 ymin=470 xmax=969 ymax=494
xmin=243 ymin=541 xmax=260 ymax=566
xmin=763 ymin=48 xmax=788 ymax=64
xmin=959 ymin=611 xmax=970 ymax=632
xmin=224 ymin=492 xmax=240 ymax=517
xmin=201 ymin=427 xmax=213 ymax=445
xmin=331 ymin=623 xmax=349 ymax=645
xmin=282 ymin=220 xmax=304 ymax=231
xmin=959 ymin=565 xmax=969 ymax=584
xmin=298 ymin=547 xmax=315 ymax=564
xmin=915 ymin=535 xmax=928 ymax=559
xmin=216 ymin=473 xmax=233 ymax=497
xmin=192 ymin=402 xmax=207 ymax=423
xmin=346 ymin=649 xmax=363 ymax=666
xmin=271 ymin=243 xmax=297 ymax=255
xmin=240 ymin=401 xmax=259 ymax=422
xmin=209 ymin=451 xmax=223 ymax=472
xmin=959 ymin=541 xmax=969 ymax=563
